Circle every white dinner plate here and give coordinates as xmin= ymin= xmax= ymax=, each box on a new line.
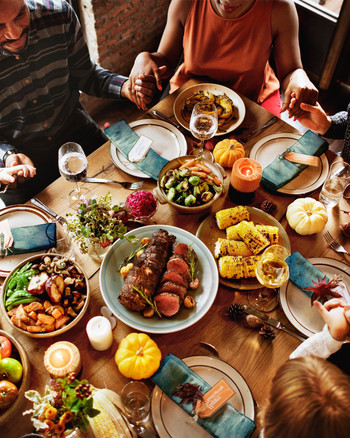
xmin=99 ymin=225 xmax=219 ymax=334
xmin=249 ymin=133 xmax=329 ymax=195
xmin=151 ymin=355 xmax=255 ymax=438
xmin=173 ymin=83 xmax=245 ymax=136
xmin=0 ymin=205 xmax=52 ymax=277
xmin=280 ymin=257 xmax=350 ymax=338
xmin=109 ymin=119 xmax=187 ymax=178
xmin=196 ymin=207 xmax=291 ymax=290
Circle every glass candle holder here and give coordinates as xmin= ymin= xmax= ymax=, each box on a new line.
xmin=229 ymin=158 xmax=262 ymax=204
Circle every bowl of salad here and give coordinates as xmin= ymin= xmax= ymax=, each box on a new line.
xmin=154 ymin=155 xmax=226 ymax=214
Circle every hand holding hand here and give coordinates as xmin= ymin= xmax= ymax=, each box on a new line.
xmin=314 ymin=299 xmax=350 ymax=341
xmin=295 ymin=101 xmax=332 ymax=134
xmin=4 ymin=153 xmax=35 ymax=187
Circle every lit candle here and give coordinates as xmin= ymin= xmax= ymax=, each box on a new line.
xmin=86 ymin=316 xmax=113 ymax=351
xmin=44 ymin=341 xmax=81 ymax=378
xmin=229 ymin=158 xmax=262 ymax=204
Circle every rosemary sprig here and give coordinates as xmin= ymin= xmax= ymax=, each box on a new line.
xmin=188 ymin=246 xmax=198 ymax=280
xmin=118 ymin=241 xmax=147 ymax=270
xmin=132 ymin=285 xmax=162 ymax=318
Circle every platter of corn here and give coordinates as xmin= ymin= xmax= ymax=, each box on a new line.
xmin=196 ymin=205 xmax=290 ymax=290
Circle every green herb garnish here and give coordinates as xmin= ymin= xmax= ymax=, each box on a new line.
xmin=132 ymin=285 xmax=162 ymax=318
xmin=188 ymin=247 xmax=198 ymax=280
xmin=118 ymin=242 xmax=148 ymax=270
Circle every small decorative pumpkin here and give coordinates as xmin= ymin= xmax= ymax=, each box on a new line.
xmin=286 ymin=197 xmax=328 ymax=235
xmin=115 ymin=332 xmax=161 ymax=380
xmin=213 ymin=139 xmax=245 ymax=168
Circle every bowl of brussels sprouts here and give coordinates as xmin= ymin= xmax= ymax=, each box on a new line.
xmin=154 ymin=155 xmax=226 ymax=214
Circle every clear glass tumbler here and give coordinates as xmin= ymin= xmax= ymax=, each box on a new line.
xmin=121 ymin=381 xmax=151 ymax=425
xmin=319 ymin=161 xmax=350 ymax=207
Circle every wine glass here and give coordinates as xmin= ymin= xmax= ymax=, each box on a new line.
xmin=58 ymin=142 xmax=90 ymax=209
xmin=189 ymin=101 xmax=218 ymax=161
xmin=248 ymin=244 xmax=290 ymax=312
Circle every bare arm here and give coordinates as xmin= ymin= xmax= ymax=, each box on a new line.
xmin=128 ymin=0 xmax=190 ymax=108
xmin=271 ymin=0 xmax=318 ymax=116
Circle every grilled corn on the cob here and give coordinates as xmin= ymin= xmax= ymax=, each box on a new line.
xmin=256 ymin=225 xmax=279 ymax=245
xmin=218 ymin=255 xmax=260 ymax=279
xmin=235 ymin=221 xmax=270 ymax=254
xmin=226 ymin=221 xmax=254 ymax=240
xmin=214 ymin=238 xmax=252 ymax=258
xmin=215 ymin=206 xmax=249 ymax=230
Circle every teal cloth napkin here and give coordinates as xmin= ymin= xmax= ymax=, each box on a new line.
xmin=286 ymin=251 xmax=329 ymax=299
xmin=151 ymin=353 xmax=256 ymax=438
xmin=261 ymin=130 xmax=329 ymax=191
xmin=104 ymin=119 xmax=169 ymax=180
xmin=3 ymin=223 xmax=56 ymax=257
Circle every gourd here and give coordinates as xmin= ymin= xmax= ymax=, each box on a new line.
xmin=115 ymin=332 xmax=161 ymax=380
xmin=213 ymin=139 xmax=245 ymax=168
xmin=286 ymin=197 xmax=328 ymax=235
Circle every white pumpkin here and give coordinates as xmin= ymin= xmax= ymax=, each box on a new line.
xmin=286 ymin=197 xmax=328 ymax=235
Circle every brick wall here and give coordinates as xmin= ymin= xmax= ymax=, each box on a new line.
xmin=89 ymin=0 xmax=171 ymax=76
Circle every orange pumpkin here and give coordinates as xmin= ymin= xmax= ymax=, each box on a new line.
xmin=213 ymin=139 xmax=245 ymax=168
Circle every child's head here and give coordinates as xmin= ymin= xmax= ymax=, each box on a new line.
xmin=261 ymin=355 xmax=350 ymax=438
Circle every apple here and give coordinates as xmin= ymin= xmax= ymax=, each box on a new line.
xmin=0 ymin=357 xmax=23 ymax=384
xmin=45 ymin=275 xmax=65 ymax=303
xmin=0 ymin=380 xmax=18 ymax=410
xmin=27 ymin=272 xmax=49 ymax=295
xmin=0 ymin=335 xmax=12 ymax=358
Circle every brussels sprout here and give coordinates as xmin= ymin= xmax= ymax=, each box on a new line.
xmin=167 ymin=187 xmax=176 ymax=201
xmin=179 ymin=167 xmax=191 ymax=177
xmin=165 ymin=175 xmax=178 ymax=189
xmin=176 ymin=179 xmax=189 ymax=192
xmin=160 ymin=174 xmax=169 ymax=188
xmin=197 ymin=182 xmax=209 ymax=194
xmin=201 ymin=191 xmax=214 ymax=203
xmin=184 ymin=194 xmax=197 ymax=206
xmin=188 ymin=175 xmax=201 ymax=186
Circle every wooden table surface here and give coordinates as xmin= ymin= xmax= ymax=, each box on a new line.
xmin=2 ymin=80 xmax=350 ymax=438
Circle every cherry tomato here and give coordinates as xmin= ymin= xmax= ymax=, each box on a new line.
xmin=0 ymin=380 xmax=18 ymax=410
xmin=0 ymin=336 xmax=12 ymax=359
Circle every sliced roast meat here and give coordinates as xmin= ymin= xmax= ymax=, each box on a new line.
xmin=156 ymin=281 xmax=187 ymax=300
xmin=166 ymin=256 xmax=190 ymax=275
xmin=154 ymin=293 xmax=181 ymax=317
xmin=160 ymin=270 xmax=189 ymax=288
xmin=173 ymin=242 xmax=189 ymax=261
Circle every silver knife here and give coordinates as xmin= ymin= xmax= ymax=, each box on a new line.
xmin=30 ymin=198 xmax=67 ymax=224
xmin=152 ymin=110 xmax=182 ymax=129
xmin=243 ymin=305 xmax=307 ymax=342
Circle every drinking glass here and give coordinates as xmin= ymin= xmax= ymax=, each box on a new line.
xmin=121 ymin=381 xmax=151 ymax=425
xmin=319 ymin=161 xmax=350 ymax=207
xmin=58 ymin=142 xmax=90 ymax=209
xmin=189 ymin=101 xmax=218 ymax=161
xmin=248 ymin=245 xmax=290 ymax=312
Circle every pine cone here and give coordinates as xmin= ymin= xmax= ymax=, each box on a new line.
xmin=259 ymin=325 xmax=276 ymax=340
xmin=227 ymin=304 xmax=245 ymax=321
xmin=260 ymin=200 xmax=276 ymax=215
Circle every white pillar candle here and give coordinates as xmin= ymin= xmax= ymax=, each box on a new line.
xmin=86 ymin=316 xmax=113 ymax=351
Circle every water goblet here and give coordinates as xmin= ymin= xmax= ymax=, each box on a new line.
xmin=58 ymin=142 xmax=90 ymax=209
xmin=248 ymin=244 xmax=290 ymax=312
xmin=319 ymin=161 xmax=350 ymax=207
xmin=189 ymin=101 xmax=218 ymax=161
xmin=121 ymin=381 xmax=151 ymax=426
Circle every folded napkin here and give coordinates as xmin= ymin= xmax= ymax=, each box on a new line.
xmin=104 ymin=120 xmax=169 ymax=180
xmin=285 ymin=251 xmax=329 ymax=299
xmin=2 ymin=223 xmax=56 ymax=257
xmin=261 ymin=130 xmax=329 ymax=191
xmin=151 ymin=353 xmax=256 ymax=438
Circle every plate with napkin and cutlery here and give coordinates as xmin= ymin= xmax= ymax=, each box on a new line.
xmin=249 ymin=130 xmax=329 ymax=195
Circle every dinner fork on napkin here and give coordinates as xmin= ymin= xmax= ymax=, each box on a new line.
xmin=151 ymin=353 xmax=256 ymax=438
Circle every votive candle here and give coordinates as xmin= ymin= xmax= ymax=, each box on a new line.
xmin=86 ymin=316 xmax=113 ymax=351
xmin=231 ymin=158 xmax=263 ymax=193
xmin=44 ymin=341 xmax=81 ymax=377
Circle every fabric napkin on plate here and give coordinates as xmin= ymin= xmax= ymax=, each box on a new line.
xmin=104 ymin=119 xmax=169 ymax=180
xmin=261 ymin=130 xmax=329 ymax=191
xmin=2 ymin=222 xmax=56 ymax=257
xmin=285 ymin=251 xmax=329 ymax=299
xmin=151 ymin=353 xmax=256 ymax=438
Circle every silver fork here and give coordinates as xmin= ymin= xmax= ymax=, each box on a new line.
xmin=82 ymin=177 xmax=143 ymax=190
xmin=323 ymin=231 xmax=349 ymax=255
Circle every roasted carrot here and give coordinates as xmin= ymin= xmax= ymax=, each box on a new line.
xmin=179 ymin=159 xmax=197 ymax=169
xmin=190 ymin=170 xmax=208 ymax=178
xmin=195 ymin=162 xmax=212 ymax=173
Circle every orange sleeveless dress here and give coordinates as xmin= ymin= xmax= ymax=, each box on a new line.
xmin=170 ymin=0 xmax=280 ymax=104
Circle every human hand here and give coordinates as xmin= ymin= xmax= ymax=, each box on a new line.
xmin=314 ymin=299 xmax=350 ymax=341
xmin=281 ymin=69 xmax=318 ymax=117
xmin=5 ymin=154 xmax=35 ymax=187
xmin=294 ymin=100 xmax=332 ymax=134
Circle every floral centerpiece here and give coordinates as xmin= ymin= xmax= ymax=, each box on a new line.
xmin=65 ymin=193 xmax=135 ymax=257
xmin=24 ymin=373 xmax=99 ymax=437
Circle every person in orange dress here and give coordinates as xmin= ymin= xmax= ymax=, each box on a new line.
xmin=128 ymin=0 xmax=318 ymax=117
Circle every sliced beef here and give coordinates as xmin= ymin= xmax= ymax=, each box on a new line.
xmin=166 ymin=256 xmax=189 ymax=275
xmin=154 ymin=293 xmax=181 ymax=317
xmin=160 ymin=270 xmax=189 ymax=288
xmin=156 ymin=281 xmax=187 ymax=300
xmin=118 ymin=229 xmax=176 ymax=311
xmin=173 ymin=242 xmax=189 ymax=261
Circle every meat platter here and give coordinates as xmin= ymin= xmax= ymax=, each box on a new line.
xmin=99 ymin=225 xmax=219 ymax=334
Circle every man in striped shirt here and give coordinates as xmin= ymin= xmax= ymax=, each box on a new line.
xmin=0 ymin=0 xmax=155 ymax=205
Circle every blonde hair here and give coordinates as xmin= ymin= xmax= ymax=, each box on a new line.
xmin=261 ymin=356 xmax=350 ymax=438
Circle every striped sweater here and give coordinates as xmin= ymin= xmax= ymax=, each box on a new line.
xmin=0 ymin=0 xmax=127 ymax=164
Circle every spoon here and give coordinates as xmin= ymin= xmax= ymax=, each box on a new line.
xmin=199 ymin=341 xmax=221 ymax=359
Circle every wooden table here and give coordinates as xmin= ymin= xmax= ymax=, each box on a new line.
xmin=2 ymin=80 xmax=349 ymax=438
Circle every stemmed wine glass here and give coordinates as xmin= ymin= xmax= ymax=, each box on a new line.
xmin=248 ymin=244 xmax=290 ymax=312
xmin=189 ymin=101 xmax=218 ymax=161
xmin=58 ymin=142 xmax=90 ymax=209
